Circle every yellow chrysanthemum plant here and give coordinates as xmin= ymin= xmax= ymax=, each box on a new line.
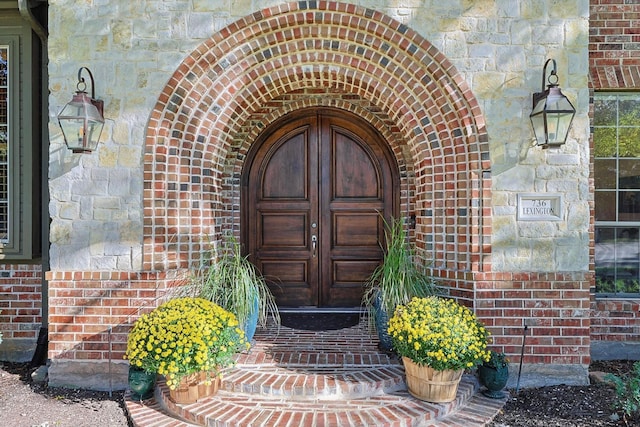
xmin=124 ymin=297 xmax=249 ymax=389
xmin=388 ymin=296 xmax=490 ymax=371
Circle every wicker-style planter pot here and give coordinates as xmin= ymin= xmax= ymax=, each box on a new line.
xmin=402 ymin=357 xmax=463 ymax=403
xmin=168 ymin=371 xmax=221 ymax=404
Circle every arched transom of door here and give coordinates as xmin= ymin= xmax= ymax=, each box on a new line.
xmin=243 ymin=108 xmax=399 ymax=308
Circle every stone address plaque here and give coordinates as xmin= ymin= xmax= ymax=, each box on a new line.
xmin=517 ymin=193 xmax=562 ymax=221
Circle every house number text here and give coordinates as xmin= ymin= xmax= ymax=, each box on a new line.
xmin=517 ymin=194 xmax=562 ymax=221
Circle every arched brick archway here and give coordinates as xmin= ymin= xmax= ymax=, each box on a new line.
xmin=143 ymin=1 xmax=492 ymax=298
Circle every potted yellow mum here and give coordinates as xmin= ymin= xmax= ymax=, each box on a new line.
xmin=388 ymin=296 xmax=490 ymax=403
xmin=125 ymin=297 xmax=248 ymax=404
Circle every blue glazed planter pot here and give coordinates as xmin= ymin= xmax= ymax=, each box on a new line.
xmin=372 ymin=291 xmax=393 ymax=352
xmin=478 ymin=364 xmax=509 ymax=399
xmin=128 ymin=366 xmax=156 ymax=401
xmin=243 ymin=295 xmax=260 ymax=343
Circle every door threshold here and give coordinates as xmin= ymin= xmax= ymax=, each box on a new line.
xmin=278 ymin=307 xmax=364 ymax=314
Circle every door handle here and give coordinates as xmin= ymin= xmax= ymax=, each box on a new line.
xmin=311 ymin=235 xmax=317 ymax=257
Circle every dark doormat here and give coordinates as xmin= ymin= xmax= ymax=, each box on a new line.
xmin=280 ymin=312 xmax=361 ymax=331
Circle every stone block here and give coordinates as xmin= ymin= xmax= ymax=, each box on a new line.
xmin=48 ymin=359 xmax=129 ymax=392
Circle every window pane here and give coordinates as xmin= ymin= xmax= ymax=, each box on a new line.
xmin=619 ymin=191 xmax=640 ymax=220
xmin=595 ymin=227 xmax=640 ymax=294
xmin=616 ymin=229 xmax=640 ymax=293
xmin=619 ymin=159 xmax=640 ymax=189
xmin=595 ymin=191 xmax=617 ymax=221
xmin=618 ymin=127 xmax=640 ymax=157
xmin=595 ymin=227 xmax=616 ymax=293
xmin=593 ymin=127 xmax=617 ymax=157
xmin=595 ymin=159 xmax=617 ymax=189
xmin=619 ymin=98 xmax=640 ymax=125
xmin=594 ymin=97 xmax=617 ymax=126
xmin=0 ymin=48 xmax=5 ymax=87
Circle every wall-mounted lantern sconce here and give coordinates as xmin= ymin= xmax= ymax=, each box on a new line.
xmin=57 ymin=67 xmax=104 ymax=153
xmin=529 ymin=59 xmax=576 ymax=149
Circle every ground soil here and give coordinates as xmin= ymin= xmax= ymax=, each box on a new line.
xmin=0 ymin=360 xmax=637 ymax=427
xmin=0 ymin=362 xmax=131 ymax=427
xmin=489 ymin=360 xmax=639 ymax=427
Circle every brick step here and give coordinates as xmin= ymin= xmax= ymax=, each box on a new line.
xmin=124 ymin=321 xmax=507 ymax=426
xmin=126 ymin=375 xmax=494 ymax=427
xmin=221 ymin=363 xmax=405 ymax=399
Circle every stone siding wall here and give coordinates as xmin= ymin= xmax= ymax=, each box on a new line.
xmin=47 ymin=0 xmax=591 ymax=275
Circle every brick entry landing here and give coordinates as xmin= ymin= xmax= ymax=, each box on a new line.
xmin=125 ymin=319 xmax=506 ymax=426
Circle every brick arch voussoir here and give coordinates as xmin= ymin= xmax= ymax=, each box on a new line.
xmin=143 ymin=0 xmax=490 ymax=273
xmin=170 ymin=6 xmax=469 ymax=116
xmin=231 ymin=97 xmax=408 ymax=180
xmin=147 ymin=6 xmax=484 ymax=173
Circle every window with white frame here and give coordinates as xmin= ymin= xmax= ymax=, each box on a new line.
xmin=594 ymin=93 xmax=640 ymax=295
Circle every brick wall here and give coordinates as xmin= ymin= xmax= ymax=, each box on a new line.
xmin=477 ymin=272 xmax=591 ymax=366
xmin=590 ymin=0 xmax=640 ymax=88
xmin=590 ymin=0 xmax=640 ymax=354
xmin=45 ymin=271 xmax=179 ymax=361
xmin=0 ymin=264 xmax=43 ymax=362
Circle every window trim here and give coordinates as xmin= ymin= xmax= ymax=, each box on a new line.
xmin=1 ymin=37 xmax=21 ymax=252
xmin=594 ymin=92 xmax=640 ymax=297
xmin=0 ymin=14 xmax=42 ymax=261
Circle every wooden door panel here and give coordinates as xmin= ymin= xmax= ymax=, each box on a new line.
xmin=333 ymin=133 xmax=379 ymax=198
xmin=320 ymin=116 xmax=392 ymax=307
xmin=331 ymin=259 xmax=379 ymax=306
xmin=248 ymin=122 xmax=318 ymax=307
xmin=333 ymin=260 xmax=380 ymax=283
xmin=246 ymin=108 xmax=397 ymax=308
xmin=333 ymin=213 xmax=382 ymax=247
xmin=259 ymin=260 xmax=311 ymax=306
xmin=257 ymin=212 xmax=313 ymax=305
xmin=259 ymin=213 xmax=307 ymax=248
xmin=262 ymin=131 xmax=308 ymax=199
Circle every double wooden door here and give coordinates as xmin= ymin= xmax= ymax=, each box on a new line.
xmin=243 ymin=108 xmax=397 ymax=308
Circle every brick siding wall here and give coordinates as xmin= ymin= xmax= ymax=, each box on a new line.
xmin=478 ymin=272 xmax=591 ymax=365
xmin=591 ymin=0 xmax=640 ymax=88
xmin=45 ymin=271 xmax=180 ymax=362
xmin=0 ymin=264 xmax=42 ymax=361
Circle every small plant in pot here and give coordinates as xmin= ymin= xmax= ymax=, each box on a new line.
xmin=185 ymin=236 xmax=280 ymax=342
xmin=362 ymin=216 xmax=437 ymax=351
xmin=477 ymin=350 xmax=510 ymax=399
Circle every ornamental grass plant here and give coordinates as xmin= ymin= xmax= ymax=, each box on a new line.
xmin=388 ymin=296 xmax=490 ymax=371
xmin=362 ymin=216 xmax=437 ymax=328
xmin=185 ymin=237 xmax=280 ymax=331
xmin=124 ymin=297 xmax=248 ymax=389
